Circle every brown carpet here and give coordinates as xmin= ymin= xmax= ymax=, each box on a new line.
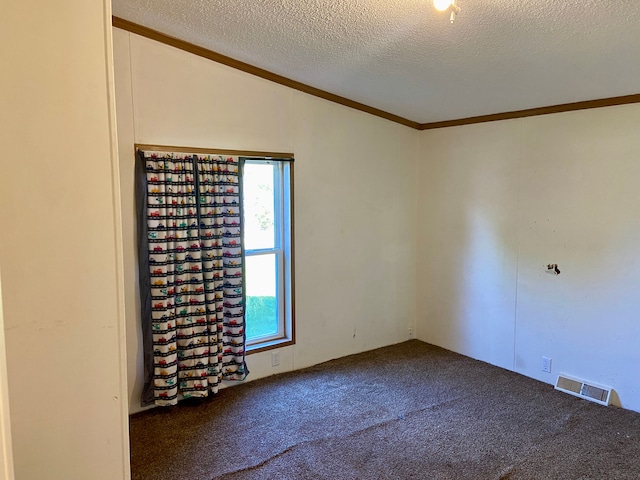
xmin=130 ymin=340 xmax=640 ymax=479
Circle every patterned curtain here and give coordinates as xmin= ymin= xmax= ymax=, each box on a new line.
xmin=138 ymin=150 xmax=247 ymax=407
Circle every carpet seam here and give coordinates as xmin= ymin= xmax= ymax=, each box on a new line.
xmin=212 ymin=393 xmax=471 ymax=479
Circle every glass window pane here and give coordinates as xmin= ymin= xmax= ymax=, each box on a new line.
xmin=245 ymin=254 xmax=279 ymax=341
xmin=243 ymin=162 xmax=275 ymax=250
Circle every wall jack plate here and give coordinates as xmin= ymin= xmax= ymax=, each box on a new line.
xmin=542 ymin=356 xmax=552 ymax=373
xmin=271 ymin=352 xmax=280 ymax=367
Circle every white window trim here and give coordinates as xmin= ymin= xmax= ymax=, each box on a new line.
xmin=243 ymin=159 xmax=294 ymax=352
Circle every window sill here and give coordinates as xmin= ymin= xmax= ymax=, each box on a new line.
xmin=246 ymin=338 xmax=295 ymax=355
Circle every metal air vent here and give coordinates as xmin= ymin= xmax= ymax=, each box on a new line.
xmin=555 ymin=374 xmax=612 ymax=406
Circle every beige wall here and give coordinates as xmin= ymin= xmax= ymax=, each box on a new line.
xmin=417 ymin=105 xmax=640 ymax=412
xmin=113 ymin=29 xmax=418 ymax=414
xmin=0 ymin=1 xmax=129 ymax=478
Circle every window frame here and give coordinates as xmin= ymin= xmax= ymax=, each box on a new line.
xmin=241 ymin=157 xmax=295 ymax=353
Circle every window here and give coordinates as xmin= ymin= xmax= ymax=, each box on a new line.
xmin=242 ymin=158 xmax=294 ymax=351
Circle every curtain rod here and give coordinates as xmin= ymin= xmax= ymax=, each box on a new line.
xmin=135 ymin=143 xmax=294 ymax=159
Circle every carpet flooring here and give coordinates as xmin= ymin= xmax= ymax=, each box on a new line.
xmin=130 ymin=340 xmax=640 ymax=479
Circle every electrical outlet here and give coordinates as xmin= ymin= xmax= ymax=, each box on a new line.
xmin=541 ymin=356 xmax=552 ymax=373
xmin=408 ymin=327 xmax=414 ymax=339
xmin=271 ymin=352 xmax=280 ymax=367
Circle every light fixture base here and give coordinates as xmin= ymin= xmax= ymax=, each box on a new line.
xmin=434 ymin=0 xmax=461 ymax=23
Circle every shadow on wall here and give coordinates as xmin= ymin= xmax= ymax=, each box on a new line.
xmin=418 ymin=124 xmax=520 ymax=370
xmin=512 ymin=120 xmax=640 ymax=393
xmin=419 ymin=114 xmax=640 ymax=412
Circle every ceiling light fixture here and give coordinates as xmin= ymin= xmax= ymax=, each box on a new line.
xmin=434 ymin=0 xmax=461 ymax=23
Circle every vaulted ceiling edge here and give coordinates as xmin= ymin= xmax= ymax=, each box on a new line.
xmin=112 ymin=17 xmax=640 ymax=131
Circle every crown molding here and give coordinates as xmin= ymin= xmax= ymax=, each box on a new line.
xmin=419 ymin=94 xmax=640 ymax=130
xmin=112 ymin=17 xmax=640 ymax=132
xmin=112 ymin=16 xmax=420 ymax=130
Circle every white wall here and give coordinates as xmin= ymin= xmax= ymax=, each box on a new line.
xmin=417 ymin=104 xmax=640 ymax=412
xmin=113 ymin=29 xmax=418 ymax=414
xmin=0 ymin=1 xmax=129 ymax=478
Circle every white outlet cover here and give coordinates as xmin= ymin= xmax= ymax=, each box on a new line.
xmin=542 ymin=356 xmax=552 ymax=373
xmin=271 ymin=352 xmax=280 ymax=367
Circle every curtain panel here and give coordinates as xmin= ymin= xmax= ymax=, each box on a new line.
xmin=137 ymin=150 xmax=248 ymax=407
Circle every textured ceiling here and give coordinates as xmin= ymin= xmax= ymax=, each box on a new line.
xmin=111 ymin=0 xmax=640 ymax=124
